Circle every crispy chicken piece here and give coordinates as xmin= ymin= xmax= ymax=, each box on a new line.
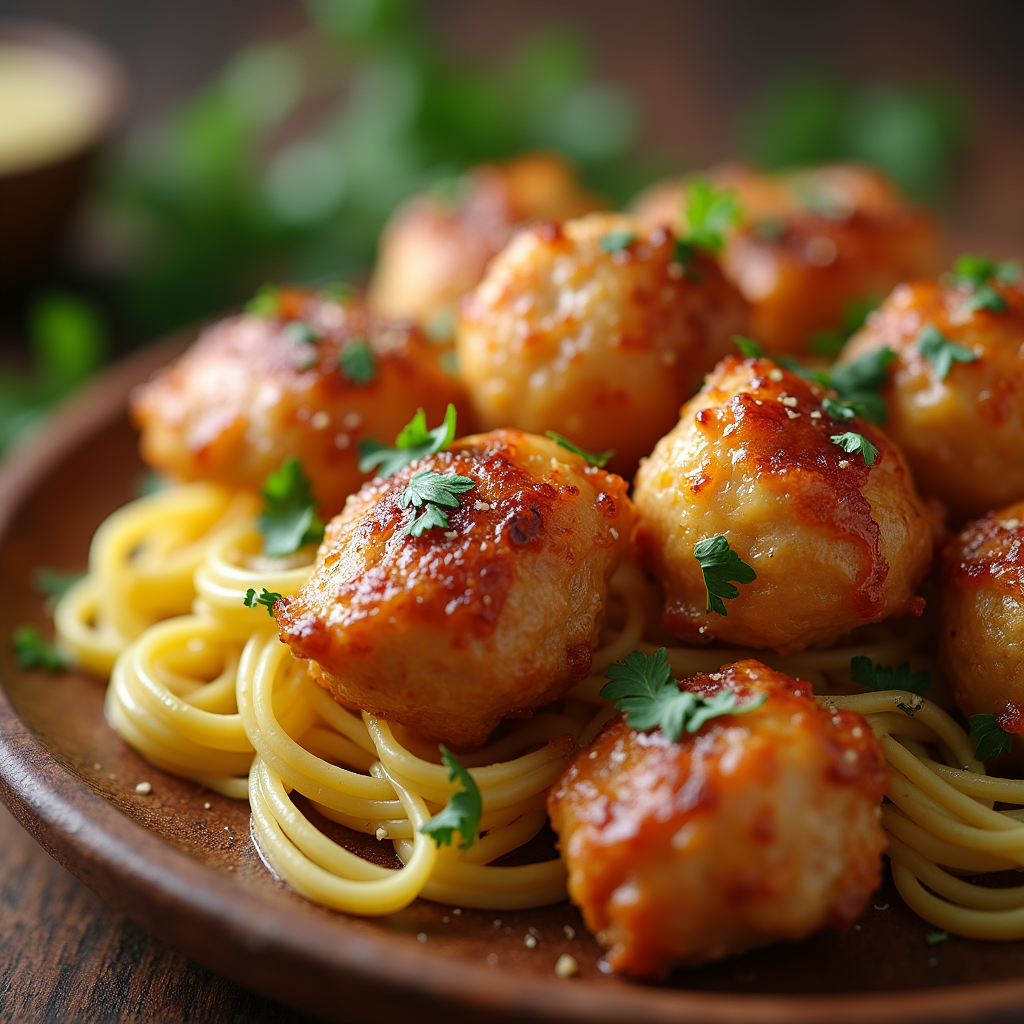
xmin=632 ymin=356 xmax=936 ymax=654
xmin=131 ymin=288 xmax=466 ymax=517
xmin=457 ymin=212 xmax=748 ymax=479
xmin=940 ymin=501 xmax=1024 ymax=764
xmin=276 ymin=429 xmax=635 ymax=748
xmin=633 ymin=163 xmax=940 ymax=355
xmin=369 ymin=153 xmax=603 ymax=331
xmin=840 ymin=271 xmax=1024 ymax=523
xmin=548 ymin=659 xmax=889 ymax=976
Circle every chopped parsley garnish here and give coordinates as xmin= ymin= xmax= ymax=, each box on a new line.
xmin=825 ymin=347 xmax=895 ymax=424
xmin=850 ymin=655 xmax=931 ymax=695
xmin=822 ymin=396 xmax=860 ymax=421
xmin=419 ymin=746 xmax=482 ymax=851
xmin=733 ymin=334 xmax=763 ymax=359
xmin=969 ymin=714 xmax=1014 ymax=761
xmin=952 ymin=254 xmax=1020 ymax=314
xmin=399 ymin=470 xmax=475 ymax=537
xmin=915 ymin=324 xmax=977 ymax=380
xmin=544 ymin=431 xmax=613 ymax=468
xmin=358 ymin=404 xmax=458 ymax=479
xmin=283 ymin=321 xmax=318 ymax=346
xmin=925 ymin=931 xmax=949 ymax=946
xmin=599 ymin=230 xmax=637 ymax=253
xmin=830 ymin=431 xmax=878 ymax=467
xmin=31 ymin=568 xmax=84 ymax=600
xmin=681 ymin=177 xmax=740 ymax=253
xmin=338 ymin=339 xmax=377 ymax=385
xmin=12 ymin=625 xmax=65 ymax=671
xmin=600 ymin=648 xmax=767 ymax=742
xmin=693 ymin=535 xmax=756 ymax=617
xmin=245 ymin=284 xmax=280 ymax=318
xmin=257 ymin=457 xmax=325 ymax=558
xmin=243 ymin=587 xmax=283 ymax=616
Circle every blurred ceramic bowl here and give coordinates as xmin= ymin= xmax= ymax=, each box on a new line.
xmin=0 ymin=20 xmax=126 ymax=287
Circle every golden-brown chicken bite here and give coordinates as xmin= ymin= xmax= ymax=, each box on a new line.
xmin=547 ymin=659 xmax=889 ymax=976
xmin=632 ymin=163 xmax=941 ymax=356
xmin=456 ymin=212 xmax=749 ymax=479
xmin=131 ymin=288 xmax=466 ymax=518
xmin=632 ymin=357 xmax=936 ymax=654
xmin=939 ymin=501 xmax=1024 ymax=760
xmin=275 ymin=429 xmax=635 ymax=748
xmin=368 ymin=154 xmax=603 ymax=332
xmin=839 ymin=263 xmax=1024 ymax=523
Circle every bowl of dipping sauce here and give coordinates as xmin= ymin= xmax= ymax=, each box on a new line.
xmin=0 ymin=21 xmax=126 ymax=286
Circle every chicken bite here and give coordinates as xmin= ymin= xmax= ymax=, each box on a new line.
xmin=275 ymin=430 xmax=635 ymax=748
xmin=632 ymin=356 xmax=935 ymax=654
xmin=368 ymin=153 xmax=603 ymax=332
xmin=839 ymin=260 xmax=1024 ymax=523
xmin=547 ymin=658 xmax=889 ymax=976
xmin=131 ymin=287 xmax=466 ymax=518
xmin=456 ymin=212 xmax=748 ymax=478
xmin=632 ymin=163 xmax=940 ymax=356
xmin=940 ymin=501 xmax=1024 ymax=762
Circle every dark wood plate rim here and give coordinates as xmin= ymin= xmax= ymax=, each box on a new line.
xmin=1 ymin=337 xmax=1024 ymax=1024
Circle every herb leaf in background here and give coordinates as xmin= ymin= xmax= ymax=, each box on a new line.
xmin=419 ymin=745 xmax=482 ymax=851
xmin=257 ymin=456 xmax=325 ymax=557
xmin=103 ymin=2 xmax=648 ymax=336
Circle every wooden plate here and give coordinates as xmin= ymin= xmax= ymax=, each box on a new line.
xmin=2 ymin=336 xmax=1024 ymax=1024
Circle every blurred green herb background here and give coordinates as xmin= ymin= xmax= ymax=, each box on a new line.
xmin=2 ymin=0 xmax=967 ymax=456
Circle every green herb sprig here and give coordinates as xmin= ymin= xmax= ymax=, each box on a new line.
xmin=359 ymin=404 xmax=457 ymax=479
xmin=915 ymin=325 xmax=977 ymax=380
xmin=599 ymin=230 xmax=637 ymax=253
xmin=850 ymin=656 xmax=931 ymax=695
xmin=244 ymin=587 xmax=283 ymax=616
xmin=338 ymin=339 xmax=377 ymax=385
xmin=831 ymin=431 xmax=878 ymax=467
xmin=257 ymin=457 xmax=325 ymax=558
xmin=693 ymin=536 xmax=757 ymax=616
xmin=679 ymin=177 xmax=740 ymax=254
xmin=969 ymin=714 xmax=1014 ymax=761
xmin=544 ymin=431 xmax=613 ymax=467
xmin=600 ymin=648 xmax=767 ymax=742
xmin=952 ymin=254 xmax=1020 ymax=314
xmin=400 ymin=470 xmax=475 ymax=537
xmin=419 ymin=746 xmax=482 ymax=851
xmin=12 ymin=625 xmax=65 ymax=671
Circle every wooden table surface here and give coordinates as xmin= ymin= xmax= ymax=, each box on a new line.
xmin=0 ymin=801 xmax=320 ymax=1023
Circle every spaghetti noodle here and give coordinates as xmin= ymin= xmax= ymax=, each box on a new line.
xmin=55 ymin=482 xmax=1024 ymax=934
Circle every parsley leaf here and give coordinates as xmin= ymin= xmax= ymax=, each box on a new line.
xmin=245 ymin=284 xmax=280 ymax=318
xmin=600 ymin=648 xmax=767 ymax=742
xmin=32 ymin=568 xmax=84 ymax=600
xmin=358 ymin=404 xmax=457 ymax=479
xmin=850 ymin=655 xmax=931 ymax=695
xmin=243 ymin=587 xmax=283 ymax=616
xmin=682 ymin=177 xmax=740 ymax=253
xmin=283 ymin=321 xmax=318 ymax=345
xmin=257 ymin=457 xmax=325 ymax=557
xmin=915 ymin=324 xmax=977 ymax=380
xmin=733 ymin=334 xmax=763 ymax=359
xmin=399 ymin=470 xmax=475 ymax=537
xmin=544 ymin=431 xmax=613 ymax=467
xmin=824 ymin=346 xmax=895 ymax=423
xmin=12 ymin=625 xmax=65 ymax=671
xmin=419 ymin=746 xmax=482 ymax=851
xmin=925 ymin=931 xmax=949 ymax=947
xmin=599 ymin=230 xmax=637 ymax=253
xmin=953 ymin=254 xmax=1020 ymax=314
xmin=693 ymin=535 xmax=757 ymax=616
xmin=969 ymin=714 xmax=1014 ymax=761
xmin=830 ymin=431 xmax=878 ymax=467
xmin=338 ymin=339 xmax=377 ymax=385
xmin=822 ymin=396 xmax=860 ymax=421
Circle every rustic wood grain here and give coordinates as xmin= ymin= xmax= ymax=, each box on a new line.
xmin=0 ymin=802 xmax=319 ymax=1024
